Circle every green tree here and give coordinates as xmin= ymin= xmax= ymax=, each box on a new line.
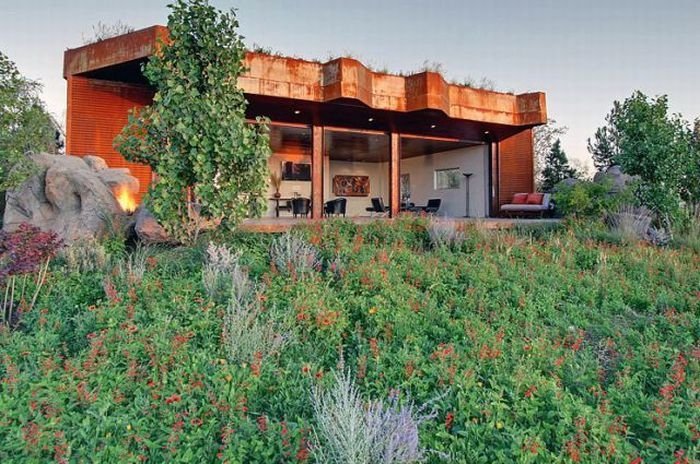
xmin=533 ymin=118 xmax=568 ymax=188
xmin=587 ymin=101 xmax=621 ymax=170
xmin=614 ymin=92 xmax=694 ymax=217
xmin=115 ymin=0 xmax=271 ymax=243
xmin=540 ymin=139 xmax=578 ymax=192
xmin=0 ymin=51 xmax=57 ymax=191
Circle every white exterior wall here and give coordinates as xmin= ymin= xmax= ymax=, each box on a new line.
xmin=400 ymin=145 xmax=489 ymax=217
xmin=324 ymin=160 xmax=389 ymax=217
xmin=266 ymin=153 xmax=312 ymax=217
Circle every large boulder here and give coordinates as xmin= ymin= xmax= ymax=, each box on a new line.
xmin=134 ymin=207 xmax=172 ymax=244
xmin=593 ymin=165 xmax=638 ymax=193
xmin=3 ymin=154 xmax=140 ymax=243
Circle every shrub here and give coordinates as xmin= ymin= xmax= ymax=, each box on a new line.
xmin=554 ymin=180 xmax=634 ymax=218
xmin=202 ymin=242 xmax=242 ymax=302
xmin=270 ymin=232 xmax=320 ymax=276
xmin=427 ymin=220 xmax=465 ymax=249
xmin=606 ymin=205 xmax=652 ymax=243
xmin=311 ymin=371 xmax=434 ymax=464
xmin=116 ymin=244 xmax=149 ymax=283
xmin=0 ymin=223 xmax=62 ymax=325
xmin=59 ymin=237 xmax=108 ymax=273
xmin=222 ymin=262 xmax=287 ymax=363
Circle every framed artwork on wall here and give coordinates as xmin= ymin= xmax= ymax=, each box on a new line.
xmin=333 ymin=175 xmax=370 ymax=196
xmin=281 ymin=161 xmax=311 ymax=181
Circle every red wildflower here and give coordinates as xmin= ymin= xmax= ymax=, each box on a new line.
xmin=524 ymin=385 xmax=537 ymax=399
xmin=257 ymin=415 xmax=268 ymax=433
xmin=674 ymin=449 xmax=689 ymax=464
xmin=22 ymin=422 xmax=40 ymax=448
xmin=165 ymin=394 xmax=181 ymax=404
xmin=445 ymin=412 xmax=454 ymax=431
xmin=190 ymin=418 xmax=203 ymax=427
xmin=629 ymin=458 xmax=643 ymax=464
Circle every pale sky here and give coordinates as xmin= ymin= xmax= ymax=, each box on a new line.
xmin=2 ymin=0 xmax=699 ymax=172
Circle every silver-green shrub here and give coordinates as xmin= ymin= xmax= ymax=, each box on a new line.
xmin=61 ymin=238 xmax=108 ymax=273
xmin=221 ymin=252 xmax=288 ymax=363
xmin=269 ymin=232 xmax=320 ymax=276
xmin=311 ymin=371 xmax=433 ymax=464
xmin=202 ymin=242 xmax=242 ymax=302
xmin=428 ymin=220 xmax=465 ymax=249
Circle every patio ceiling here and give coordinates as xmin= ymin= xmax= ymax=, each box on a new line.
xmin=268 ymin=125 xmax=480 ymax=162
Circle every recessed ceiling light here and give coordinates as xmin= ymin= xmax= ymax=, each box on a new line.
xmin=293 ymin=110 xmax=301 ymax=115
xmin=368 ymin=117 xmax=374 ymax=122
xmin=430 ymin=124 xmax=437 ymax=129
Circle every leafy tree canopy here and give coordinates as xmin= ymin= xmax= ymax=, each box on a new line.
xmin=115 ymin=0 xmax=272 ymax=243
xmin=0 ymin=51 xmax=58 ymax=191
xmin=613 ymin=92 xmax=697 ymax=217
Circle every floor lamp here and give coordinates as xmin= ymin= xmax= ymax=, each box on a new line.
xmin=462 ymin=173 xmax=473 ymax=217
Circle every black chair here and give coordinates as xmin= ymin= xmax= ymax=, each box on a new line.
xmin=291 ymin=197 xmax=311 ymax=218
xmin=367 ymin=197 xmax=390 ymax=217
xmin=423 ymin=199 xmax=441 ymax=214
xmin=324 ymin=198 xmax=347 ymax=217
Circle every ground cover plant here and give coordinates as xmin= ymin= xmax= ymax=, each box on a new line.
xmin=0 ymin=218 xmax=698 ymax=463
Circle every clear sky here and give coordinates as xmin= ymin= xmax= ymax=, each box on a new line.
xmin=2 ymin=0 xmax=699 ymax=172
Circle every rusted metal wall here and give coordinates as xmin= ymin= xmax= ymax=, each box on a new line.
xmin=497 ymin=129 xmax=535 ymax=208
xmin=66 ymin=75 xmax=154 ymax=199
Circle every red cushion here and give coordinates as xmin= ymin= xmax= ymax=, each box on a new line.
xmin=512 ymin=193 xmax=528 ymax=204
xmin=526 ymin=193 xmax=545 ymax=205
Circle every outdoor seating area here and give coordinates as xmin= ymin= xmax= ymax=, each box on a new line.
xmin=500 ymin=193 xmax=554 ymax=217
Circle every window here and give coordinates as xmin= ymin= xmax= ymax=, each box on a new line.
xmin=434 ymin=168 xmax=461 ymax=190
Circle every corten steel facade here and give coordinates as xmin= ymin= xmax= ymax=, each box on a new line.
xmin=63 ymin=25 xmax=547 ymax=216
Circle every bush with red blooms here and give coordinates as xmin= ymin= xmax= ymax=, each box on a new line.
xmin=1 ymin=223 xmax=62 ymax=324
xmin=0 ymin=217 xmax=698 ymax=462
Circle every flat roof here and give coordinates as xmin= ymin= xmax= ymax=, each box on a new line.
xmin=64 ymin=26 xmax=546 ymax=140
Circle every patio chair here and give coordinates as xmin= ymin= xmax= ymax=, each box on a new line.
xmin=423 ymin=198 xmax=441 ymax=214
xmin=324 ymin=198 xmax=347 ymax=217
xmin=291 ymin=197 xmax=311 ymax=218
xmin=367 ymin=197 xmax=390 ymax=217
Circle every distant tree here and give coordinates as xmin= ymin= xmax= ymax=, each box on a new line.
xmin=683 ymin=118 xmax=700 ymax=204
xmin=540 ymin=139 xmax=579 ymax=192
xmin=614 ymin=91 xmax=695 ymax=217
xmin=533 ymin=119 xmax=568 ymax=188
xmin=115 ymin=0 xmax=271 ymax=243
xmin=587 ymin=101 xmax=622 ymax=170
xmin=0 ymin=51 xmax=58 ymax=191
xmin=82 ymin=21 xmax=134 ymax=45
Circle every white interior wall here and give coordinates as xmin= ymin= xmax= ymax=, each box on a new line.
xmin=266 ymin=153 xmax=312 ymax=217
xmin=400 ymin=145 xmax=489 ymax=217
xmin=325 ymin=160 xmax=389 ymax=216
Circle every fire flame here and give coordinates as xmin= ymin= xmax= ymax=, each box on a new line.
xmin=115 ymin=187 xmax=138 ymax=214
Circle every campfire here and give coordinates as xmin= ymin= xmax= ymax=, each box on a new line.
xmin=114 ymin=186 xmax=138 ymax=214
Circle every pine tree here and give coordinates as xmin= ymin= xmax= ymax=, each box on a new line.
xmin=541 ymin=139 xmax=578 ymax=192
xmin=587 ymin=101 xmax=621 ymax=170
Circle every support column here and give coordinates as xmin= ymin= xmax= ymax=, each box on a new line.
xmin=389 ymin=132 xmax=401 ymax=218
xmin=312 ymin=125 xmax=324 ymax=219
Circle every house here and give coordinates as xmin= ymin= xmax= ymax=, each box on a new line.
xmin=63 ymin=26 xmax=547 ymax=219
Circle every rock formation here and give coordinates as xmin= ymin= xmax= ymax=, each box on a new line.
xmin=3 ymin=154 xmax=139 ymax=243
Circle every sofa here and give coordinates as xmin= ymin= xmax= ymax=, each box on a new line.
xmin=500 ymin=193 xmax=553 ymax=217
